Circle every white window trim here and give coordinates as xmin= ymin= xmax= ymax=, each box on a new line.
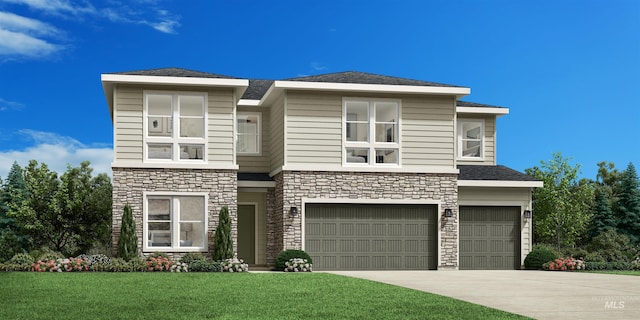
xmin=143 ymin=191 xmax=209 ymax=252
xmin=457 ymin=119 xmax=484 ymax=161
xmin=143 ymin=91 xmax=208 ymax=163
xmin=236 ymin=111 xmax=262 ymax=156
xmin=342 ymin=98 xmax=401 ymax=167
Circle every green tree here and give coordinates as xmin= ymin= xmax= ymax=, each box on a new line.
xmin=9 ymin=160 xmax=112 ymax=255
xmin=615 ymin=163 xmax=640 ymax=244
xmin=0 ymin=162 xmax=30 ymax=261
xmin=117 ymin=204 xmax=138 ymax=261
xmin=212 ymin=206 xmax=233 ymax=261
xmin=526 ymin=152 xmax=595 ymax=249
xmin=587 ymin=189 xmax=616 ymax=240
xmin=596 ymin=161 xmax=621 ymax=210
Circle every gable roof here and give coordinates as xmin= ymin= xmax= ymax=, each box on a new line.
xmin=457 ymin=100 xmax=504 ymax=109
xmin=241 ymin=79 xmax=274 ymax=100
xmin=285 ymin=71 xmax=462 ymax=88
xmin=110 ymin=67 xmax=237 ymax=79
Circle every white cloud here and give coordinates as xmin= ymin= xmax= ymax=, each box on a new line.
xmin=0 ymin=11 xmax=63 ymax=59
xmin=0 ymin=130 xmax=113 ymax=180
xmin=101 ymin=6 xmax=180 ymax=34
xmin=311 ymin=62 xmax=327 ymax=71
xmin=0 ymin=97 xmax=25 ymax=111
xmin=3 ymin=0 xmax=96 ymax=16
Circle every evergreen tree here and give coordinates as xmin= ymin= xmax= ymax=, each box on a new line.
xmin=212 ymin=206 xmax=233 ymax=261
xmin=0 ymin=162 xmax=30 ymax=261
xmin=588 ymin=189 xmax=616 ymax=239
xmin=615 ymin=163 xmax=640 ymax=244
xmin=118 ymin=204 xmax=138 ymax=261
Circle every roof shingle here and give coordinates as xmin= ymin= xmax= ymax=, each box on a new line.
xmin=285 ymin=71 xmax=462 ymax=88
xmin=110 ymin=67 xmax=237 ymax=79
xmin=241 ymin=80 xmax=274 ymax=100
xmin=458 ymin=165 xmax=537 ymax=181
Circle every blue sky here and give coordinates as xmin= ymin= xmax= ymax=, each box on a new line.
xmin=0 ymin=0 xmax=638 ymax=180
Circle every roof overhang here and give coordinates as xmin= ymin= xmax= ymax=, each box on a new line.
xmin=101 ymin=74 xmax=249 ymax=119
xmin=458 ymin=180 xmax=543 ymax=188
xmin=252 ymin=80 xmax=471 ymax=106
xmin=456 ymin=106 xmax=509 ymax=117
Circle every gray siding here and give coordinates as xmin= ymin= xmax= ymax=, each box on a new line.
xmin=269 ymin=94 xmax=285 ymax=173
xmin=237 ymin=106 xmax=270 ymax=173
xmin=457 ymin=115 xmax=496 ymax=165
xmin=402 ymin=96 xmax=455 ymax=167
xmin=112 ymin=85 xmax=235 ymax=165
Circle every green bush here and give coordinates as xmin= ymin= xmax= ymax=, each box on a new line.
xmin=583 ymin=252 xmax=606 ymax=263
xmin=9 ymin=253 xmax=35 ymax=265
xmin=212 ymin=206 xmax=233 ymax=261
xmin=30 ymin=248 xmax=64 ymax=262
xmin=584 ymin=261 xmax=636 ymax=271
xmin=275 ymin=249 xmax=313 ymax=271
xmin=188 ymin=260 xmax=221 ymax=272
xmin=524 ymin=245 xmax=559 ymax=270
xmin=76 ymin=254 xmax=111 ymax=270
xmin=118 ymin=204 xmax=138 ymax=261
xmin=180 ymin=252 xmax=206 ymax=265
xmin=0 ymin=263 xmax=32 ymax=272
xmin=587 ymin=230 xmax=635 ymax=262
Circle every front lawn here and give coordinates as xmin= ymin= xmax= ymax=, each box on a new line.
xmin=0 ymin=273 xmax=527 ymax=320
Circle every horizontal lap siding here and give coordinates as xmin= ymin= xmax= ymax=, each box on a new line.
xmin=270 ymin=95 xmax=285 ymax=173
xmin=115 ymin=87 xmax=143 ymax=161
xmin=457 ymin=115 xmax=496 ymax=165
xmin=237 ymin=106 xmax=270 ymax=173
xmin=402 ymin=97 xmax=455 ymax=167
xmin=207 ymin=89 xmax=234 ymax=163
xmin=286 ymin=92 xmax=342 ymax=166
xmin=113 ymin=86 xmax=235 ymax=165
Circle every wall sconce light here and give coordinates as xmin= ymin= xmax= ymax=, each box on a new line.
xmin=524 ymin=210 xmax=532 ymax=219
xmin=444 ymin=208 xmax=453 ymax=218
xmin=290 ymin=206 xmax=298 ymax=217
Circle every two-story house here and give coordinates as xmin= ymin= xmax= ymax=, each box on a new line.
xmin=101 ymin=68 xmax=541 ymax=270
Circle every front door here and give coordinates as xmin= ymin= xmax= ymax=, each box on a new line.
xmin=237 ymin=204 xmax=256 ymax=264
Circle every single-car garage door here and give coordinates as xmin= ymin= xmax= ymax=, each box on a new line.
xmin=459 ymin=206 xmax=521 ymax=270
xmin=305 ymin=204 xmax=437 ymax=270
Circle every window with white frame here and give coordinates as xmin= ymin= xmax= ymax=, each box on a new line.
xmin=344 ymin=99 xmax=399 ymax=165
xmin=236 ymin=112 xmax=261 ymax=155
xmin=458 ymin=119 xmax=484 ymax=159
xmin=145 ymin=194 xmax=207 ymax=250
xmin=146 ymin=93 xmax=206 ymax=161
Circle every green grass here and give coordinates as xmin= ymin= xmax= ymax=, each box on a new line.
xmin=0 ymin=273 xmax=527 ymax=320
xmin=585 ymin=270 xmax=640 ymax=276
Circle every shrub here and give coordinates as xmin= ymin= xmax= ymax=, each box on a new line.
xmin=213 ymin=206 xmax=233 ymax=261
xmin=170 ymin=262 xmax=188 ymax=272
xmin=30 ymin=248 xmax=64 ymax=262
xmin=587 ymin=230 xmax=635 ymax=262
xmin=583 ymin=252 xmax=606 ymax=263
xmin=102 ymin=258 xmax=145 ymax=272
xmin=188 ymin=260 xmax=221 ymax=272
xmin=32 ymin=259 xmax=62 ymax=272
xmin=179 ymin=252 xmax=206 ymax=265
xmin=0 ymin=263 xmax=32 ymax=272
xmin=118 ymin=204 xmax=138 ymax=261
xmin=275 ymin=249 xmax=313 ymax=271
xmin=60 ymin=257 xmax=89 ymax=272
xmin=284 ymin=258 xmax=313 ymax=272
xmin=584 ymin=261 xmax=636 ymax=271
xmin=543 ymin=258 xmax=584 ymax=271
xmin=220 ymin=256 xmax=248 ymax=272
xmin=9 ymin=253 xmax=35 ymax=265
xmin=524 ymin=245 xmax=559 ymax=270
xmin=146 ymin=255 xmax=173 ymax=272
xmin=77 ymin=254 xmax=111 ymax=270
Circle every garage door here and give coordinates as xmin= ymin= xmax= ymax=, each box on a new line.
xmin=305 ymin=204 xmax=437 ymax=270
xmin=459 ymin=206 xmax=520 ymax=270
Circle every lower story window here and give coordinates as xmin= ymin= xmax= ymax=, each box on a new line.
xmin=145 ymin=194 xmax=207 ymax=250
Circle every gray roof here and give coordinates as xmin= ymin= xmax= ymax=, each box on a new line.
xmin=241 ymin=80 xmax=274 ymax=100
xmin=110 ymin=67 xmax=237 ymax=79
xmin=457 ymin=100 xmax=505 ymax=109
xmin=285 ymin=71 xmax=462 ymax=88
xmin=458 ymin=165 xmax=538 ymax=181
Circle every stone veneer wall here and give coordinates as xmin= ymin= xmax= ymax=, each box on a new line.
xmin=265 ymin=188 xmax=280 ymax=265
xmin=273 ymin=171 xmax=459 ymax=269
xmin=112 ymin=168 xmax=237 ymax=257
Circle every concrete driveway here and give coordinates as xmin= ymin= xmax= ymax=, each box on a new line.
xmin=327 ymin=270 xmax=640 ymax=320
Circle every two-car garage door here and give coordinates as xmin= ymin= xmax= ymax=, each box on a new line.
xmin=305 ymin=204 xmax=521 ymax=270
xmin=305 ymin=204 xmax=438 ymax=270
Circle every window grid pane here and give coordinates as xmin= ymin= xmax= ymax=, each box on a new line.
xmin=237 ymin=113 xmax=260 ymax=154
xmin=146 ymin=195 xmax=206 ymax=249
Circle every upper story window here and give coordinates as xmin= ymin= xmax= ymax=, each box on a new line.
xmin=144 ymin=193 xmax=207 ymax=251
xmin=458 ymin=119 xmax=484 ymax=159
xmin=236 ymin=112 xmax=261 ymax=155
xmin=145 ymin=93 xmax=206 ymax=162
xmin=344 ymin=99 xmax=399 ymax=166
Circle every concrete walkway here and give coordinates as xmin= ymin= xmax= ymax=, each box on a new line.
xmin=326 ymin=270 xmax=640 ymax=320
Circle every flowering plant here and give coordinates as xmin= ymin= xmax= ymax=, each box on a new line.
xmin=170 ymin=262 xmax=188 ymax=273
xmin=61 ymin=257 xmax=89 ymax=272
xmin=32 ymin=259 xmax=62 ymax=272
xmin=146 ymin=256 xmax=173 ymax=272
xmin=220 ymin=256 xmax=248 ymax=272
xmin=543 ymin=257 xmax=584 ymax=271
xmin=284 ymin=258 xmax=312 ymax=272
